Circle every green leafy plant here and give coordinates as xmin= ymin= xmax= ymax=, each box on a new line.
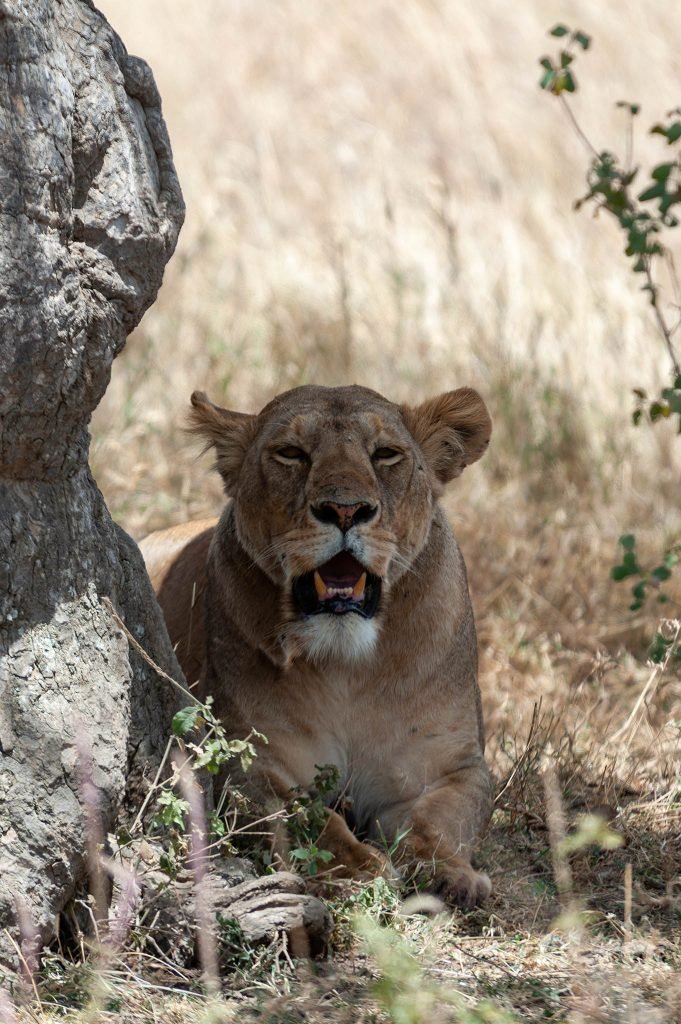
xmin=648 ymin=624 xmax=681 ymax=664
xmin=148 ymin=698 xmax=266 ymax=874
xmin=611 ymin=533 xmax=679 ymax=612
xmin=171 ymin=696 xmax=264 ymax=775
xmin=540 ymin=24 xmax=681 ymax=384
xmin=538 ymin=24 xmax=590 ymax=96
xmin=539 ymin=24 xmax=681 ymax=631
xmin=288 ymin=763 xmax=340 ymax=876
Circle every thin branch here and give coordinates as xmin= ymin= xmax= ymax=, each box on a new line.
xmin=559 ymin=94 xmax=600 ymax=159
xmin=102 ymin=596 xmax=200 ymax=706
xmin=644 ymin=263 xmax=681 ymax=377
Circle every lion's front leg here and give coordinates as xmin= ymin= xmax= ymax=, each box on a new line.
xmin=318 ymin=809 xmax=392 ymax=881
xmin=388 ymin=762 xmax=493 ymax=911
xmin=243 ymin=764 xmax=391 ymax=882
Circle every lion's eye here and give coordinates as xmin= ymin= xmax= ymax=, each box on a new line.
xmin=372 ymin=447 xmax=403 ymax=466
xmin=273 ymin=445 xmax=308 ymax=465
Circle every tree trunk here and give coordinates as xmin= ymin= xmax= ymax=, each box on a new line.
xmin=0 ymin=0 xmax=185 ymax=971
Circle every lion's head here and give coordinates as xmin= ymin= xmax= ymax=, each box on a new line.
xmin=189 ymin=384 xmax=491 ymax=663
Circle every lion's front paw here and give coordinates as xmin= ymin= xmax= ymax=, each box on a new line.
xmin=329 ymin=839 xmax=394 ymax=881
xmin=431 ymin=863 xmax=491 ymax=912
xmin=354 ymin=842 xmax=395 ymax=879
xmin=318 ymin=809 xmax=395 ymax=881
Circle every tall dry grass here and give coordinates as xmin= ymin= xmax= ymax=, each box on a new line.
xmin=92 ymin=0 xmax=681 ymax=793
xmin=61 ymin=1 xmax=681 ymax=1019
xmin=93 ymin=0 xmax=680 ymax=530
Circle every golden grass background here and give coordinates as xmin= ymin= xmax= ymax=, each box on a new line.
xmin=95 ymin=0 xmax=680 ymax=537
xmin=94 ymin=0 xmax=681 ymax=776
xmin=82 ymin=1 xmax=681 ymax=1018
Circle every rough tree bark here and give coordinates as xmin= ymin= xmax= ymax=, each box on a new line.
xmin=0 ymin=0 xmax=185 ymax=970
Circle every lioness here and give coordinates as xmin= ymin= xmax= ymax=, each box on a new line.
xmin=141 ymin=384 xmax=493 ymax=910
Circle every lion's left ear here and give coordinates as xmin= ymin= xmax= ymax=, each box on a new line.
xmin=401 ymin=388 xmax=492 ymax=485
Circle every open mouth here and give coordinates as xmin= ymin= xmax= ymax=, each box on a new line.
xmin=292 ymin=551 xmax=382 ymax=618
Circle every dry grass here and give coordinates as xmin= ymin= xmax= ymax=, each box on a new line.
xmin=15 ymin=0 xmax=681 ymax=1019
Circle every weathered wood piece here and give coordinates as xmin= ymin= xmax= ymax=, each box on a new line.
xmin=111 ymin=845 xmax=333 ymax=966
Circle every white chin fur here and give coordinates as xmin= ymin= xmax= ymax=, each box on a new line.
xmin=295 ymin=613 xmax=378 ymax=663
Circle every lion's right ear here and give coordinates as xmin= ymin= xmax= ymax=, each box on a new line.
xmin=188 ymin=391 xmax=258 ymax=491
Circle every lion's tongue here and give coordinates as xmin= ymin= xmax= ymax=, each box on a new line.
xmin=314 ymin=552 xmax=367 ymax=601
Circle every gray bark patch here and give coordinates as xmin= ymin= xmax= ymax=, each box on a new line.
xmin=0 ymin=0 xmax=185 ymax=971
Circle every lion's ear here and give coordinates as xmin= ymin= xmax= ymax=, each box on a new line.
xmin=188 ymin=391 xmax=258 ymax=490
xmin=401 ymin=388 xmax=492 ymax=485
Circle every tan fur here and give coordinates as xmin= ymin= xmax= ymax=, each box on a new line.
xmin=141 ymin=384 xmax=493 ymax=909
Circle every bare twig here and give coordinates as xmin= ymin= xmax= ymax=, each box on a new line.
xmin=542 ymin=760 xmax=573 ymax=910
xmin=102 ymin=856 xmax=142 ymax=953
xmin=623 ymin=862 xmax=633 ymax=945
xmin=3 ymin=929 xmax=39 ymax=1005
xmin=103 ymin=596 xmax=199 ymax=705
xmin=644 ymin=263 xmax=681 ymax=378
xmin=129 ymin=737 xmax=174 ymax=836
xmin=495 ymin=699 xmax=543 ymax=805
xmin=559 ymin=94 xmax=600 ymax=160
xmin=176 ymin=760 xmax=220 ymax=993
xmin=610 ymin=619 xmax=681 ymax=744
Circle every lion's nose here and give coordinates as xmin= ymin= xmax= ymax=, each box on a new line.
xmin=312 ymin=500 xmax=378 ymax=532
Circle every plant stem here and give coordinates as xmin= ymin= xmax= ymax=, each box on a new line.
xmin=644 ymin=264 xmax=681 ymax=377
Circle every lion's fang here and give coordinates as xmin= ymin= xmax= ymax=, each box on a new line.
xmin=352 ymin=572 xmax=367 ymax=600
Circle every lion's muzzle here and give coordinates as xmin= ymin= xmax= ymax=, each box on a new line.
xmin=292 ymin=551 xmax=382 ymax=619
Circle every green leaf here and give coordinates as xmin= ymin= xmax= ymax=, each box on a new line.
xmin=651 ymin=162 xmax=676 ymax=181
xmin=666 ymin=123 xmax=681 ymax=143
xmin=660 ymin=193 xmax=681 ymax=216
xmin=622 ymin=551 xmax=638 ymax=571
xmin=539 ymin=68 xmax=556 ymax=91
xmin=632 ymin=409 xmax=643 ymax=425
xmin=540 ymin=56 xmax=554 ymax=71
xmin=208 ymin=811 xmax=226 ymax=838
xmin=649 ymin=401 xmax=670 ymax=420
xmin=619 ymin=534 xmax=636 ymax=551
xmin=562 ymin=69 xmax=577 ymax=93
xmin=172 ymin=705 xmax=202 ymax=737
xmin=649 ymin=632 xmax=672 ymax=663
xmin=560 ymin=51 xmax=574 ymax=68
xmin=638 ymin=183 xmax=665 ymax=202
xmin=290 ymin=847 xmax=311 ymax=861
xmin=550 ymin=24 xmax=570 ymax=37
xmin=611 ymin=564 xmax=634 ymax=581
xmin=662 ymin=389 xmax=681 ymax=412
xmin=574 ymin=30 xmax=591 ymax=50
xmin=154 ymin=790 xmax=189 ymax=829
xmin=651 ymin=565 xmax=672 ymax=582
xmin=632 ymin=582 xmax=646 ymax=600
